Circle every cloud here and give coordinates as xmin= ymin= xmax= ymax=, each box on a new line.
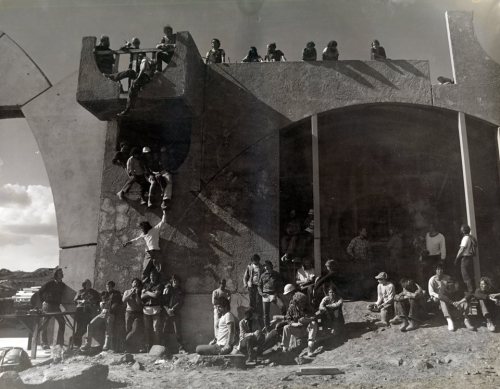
xmin=0 ymin=184 xmax=31 ymax=207
xmin=0 ymin=232 xmax=28 ymax=247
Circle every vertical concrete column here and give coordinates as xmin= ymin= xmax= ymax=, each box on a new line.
xmin=311 ymin=114 xmax=321 ymax=276
xmin=458 ymin=111 xmax=480 ymax=285
xmin=497 ymin=128 xmax=500 ymax=184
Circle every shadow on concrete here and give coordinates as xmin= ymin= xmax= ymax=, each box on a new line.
xmin=347 ymin=61 xmax=399 ymax=89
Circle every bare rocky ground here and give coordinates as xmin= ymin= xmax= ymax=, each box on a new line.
xmin=7 ymin=301 xmax=500 ymax=389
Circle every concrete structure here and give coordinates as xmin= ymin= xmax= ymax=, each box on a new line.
xmin=1 ymin=11 xmax=500 ymax=348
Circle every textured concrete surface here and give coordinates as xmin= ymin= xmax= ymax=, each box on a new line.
xmin=59 ymin=245 xmax=97 ymax=292
xmin=433 ymin=11 xmax=500 ymax=127
xmin=22 ymin=72 xmax=107 ymax=248
xmin=0 ymin=32 xmax=51 ymax=118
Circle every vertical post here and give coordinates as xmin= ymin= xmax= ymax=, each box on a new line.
xmin=496 ymin=128 xmax=500 ymax=184
xmin=311 ymin=114 xmax=321 ymax=276
xmin=458 ymin=111 xmax=480 ymax=285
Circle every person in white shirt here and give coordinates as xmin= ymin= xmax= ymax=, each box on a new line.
xmin=428 ymin=263 xmax=450 ymax=302
xmin=455 ymin=224 xmax=477 ymax=292
xmin=422 ymin=224 xmax=446 ymax=286
xmin=196 ymin=298 xmax=236 ymax=355
xmin=368 ymin=272 xmax=395 ymax=326
xmin=123 ymin=209 xmax=167 ymax=282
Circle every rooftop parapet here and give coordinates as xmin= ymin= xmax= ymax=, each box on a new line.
xmin=77 ymin=31 xmax=205 ymax=121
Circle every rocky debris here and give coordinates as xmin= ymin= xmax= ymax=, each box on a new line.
xmin=132 ymin=361 xmax=144 ymax=371
xmin=110 ymin=353 xmax=134 ymax=365
xmin=444 ymin=356 xmax=453 ymax=364
xmin=0 ymin=371 xmax=26 ymax=389
xmin=20 ymin=362 xmax=108 ymax=389
xmin=415 ymin=359 xmax=433 ymax=370
xmin=148 ymin=345 xmax=166 ymax=358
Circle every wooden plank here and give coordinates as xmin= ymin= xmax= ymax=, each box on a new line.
xmin=297 ymin=366 xmax=344 ymax=375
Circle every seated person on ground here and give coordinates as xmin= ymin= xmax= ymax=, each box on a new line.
xmin=312 ymin=259 xmax=337 ymax=305
xmin=296 ymin=258 xmax=316 ymax=289
xmin=367 ymin=272 xmax=395 ymax=326
xmin=428 ymin=263 xmax=450 ymax=303
xmin=196 ymin=298 xmax=237 ymax=355
xmin=238 ymin=308 xmax=279 ymax=363
xmin=437 ymin=277 xmax=475 ymax=332
xmin=318 ymin=285 xmax=344 ymax=335
xmin=281 ymin=292 xmax=318 ymax=356
xmin=473 ymin=276 xmax=499 ymax=332
xmin=81 ymin=281 xmax=122 ymax=352
xmin=393 ymin=278 xmax=424 ymax=332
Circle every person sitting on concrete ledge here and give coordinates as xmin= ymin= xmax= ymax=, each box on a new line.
xmin=205 ymin=38 xmax=225 ymax=64
xmin=318 ymin=285 xmax=344 ymax=335
xmin=302 ymin=41 xmax=317 ymax=61
xmin=322 ymin=40 xmax=339 ymax=61
xmin=264 ymin=43 xmax=286 ymax=62
xmin=156 ymin=25 xmax=176 ymax=71
xmin=242 ymin=46 xmax=263 ymax=62
xmin=81 ymin=280 xmax=122 ymax=352
xmin=94 ymin=35 xmax=115 ymax=75
xmin=393 ymin=278 xmax=424 ymax=332
xmin=472 ymin=276 xmax=499 ymax=332
xmin=117 ymin=147 xmax=149 ymax=205
xmin=106 ymin=37 xmax=142 ymax=83
xmin=142 ymin=270 xmax=164 ymax=351
xmin=196 ymin=298 xmax=237 ymax=355
xmin=370 ymin=39 xmax=386 ymax=60
xmin=437 ymin=277 xmax=475 ymax=332
xmin=367 ymin=272 xmax=395 ymax=326
xmin=238 ymin=308 xmax=280 ymax=364
xmin=281 ymin=291 xmax=318 ymax=356
xmin=123 ymin=208 xmax=167 ymax=282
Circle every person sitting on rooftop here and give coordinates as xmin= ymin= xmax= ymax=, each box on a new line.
xmin=156 ymin=25 xmax=177 ymax=71
xmin=94 ymin=35 xmax=115 ymax=74
xmin=302 ymin=41 xmax=317 ymax=61
xmin=242 ymin=46 xmax=263 ymax=62
xmin=370 ymin=39 xmax=386 ymax=60
xmin=322 ymin=40 xmax=339 ymax=61
xmin=367 ymin=272 xmax=395 ymax=326
xmin=206 ymin=38 xmax=225 ymax=64
xmin=264 ymin=43 xmax=286 ymax=62
xmin=107 ymin=37 xmax=143 ymax=82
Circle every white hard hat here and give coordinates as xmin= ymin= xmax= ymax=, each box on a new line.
xmin=142 ymin=147 xmax=151 ymax=153
xmin=283 ymin=284 xmax=296 ymax=295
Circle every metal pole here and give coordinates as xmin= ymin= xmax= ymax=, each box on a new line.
xmin=311 ymin=114 xmax=321 ymax=276
xmin=457 ymin=111 xmax=480 ymax=285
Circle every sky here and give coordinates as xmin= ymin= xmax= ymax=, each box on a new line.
xmin=0 ymin=0 xmax=499 ymax=271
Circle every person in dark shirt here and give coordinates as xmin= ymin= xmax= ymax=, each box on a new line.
xmin=302 ymin=41 xmax=317 ymax=61
xmin=205 ymin=38 xmax=225 ymax=64
xmin=156 ymin=25 xmax=177 ymax=71
xmin=370 ymin=39 xmax=386 ymax=60
xmin=81 ymin=280 xmax=122 ymax=352
xmin=39 ymin=268 xmax=66 ymax=349
xmin=162 ymin=274 xmax=186 ymax=353
xmin=437 ymin=277 xmax=475 ymax=332
xmin=243 ymin=254 xmax=264 ymax=327
xmin=111 ymin=143 xmax=130 ymax=169
xmin=474 ymin=277 xmax=498 ymax=332
xmin=107 ymin=37 xmax=142 ymax=82
xmin=393 ymin=278 xmax=424 ymax=332
xmin=258 ymin=261 xmax=284 ymax=329
xmin=94 ymin=35 xmax=115 ymax=74
xmin=322 ymin=40 xmax=339 ymax=61
xmin=264 ymin=43 xmax=286 ymax=62
xmin=73 ymin=279 xmax=101 ymax=347
xmin=122 ymin=278 xmax=144 ymax=352
xmin=142 ymin=270 xmax=164 ymax=350
xmin=242 ymin=46 xmax=263 ymax=63
xmin=312 ymin=259 xmax=337 ymax=305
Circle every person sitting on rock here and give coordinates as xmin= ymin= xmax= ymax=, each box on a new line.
xmin=437 ymin=277 xmax=475 ymax=332
xmin=117 ymin=147 xmax=149 ymax=205
xmin=238 ymin=308 xmax=280 ymax=364
xmin=281 ymin=292 xmax=318 ymax=356
xmin=73 ymin=279 xmax=101 ymax=348
xmin=156 ymin=25 xmax=176 ymax=71
xmin=318 ymin=285 xmax=344 ymax=335
xmin=141 ymin=270 xmax=164 ymax=351
xmin=206 ymin=38 xmax=225 ymax=64
xmin=162 ymin=274 xmax=186 ymax=353
xmin=196 ymin=298 xmax=237 ymax=355
xmin=393 ymin=278 xmax=424 ymax=332
xmin=242 ymin=46 xmax=263 ymax=62
xmin=322 ymin=40 xmax=339 ymax=61
xmin=472 ymin=276 xmax=499 ymax=332
xmin=302 ymin=41 xmax=317 ymax=61
xmin=367 ymin=272 xmax=395 ymax=326
xmin=81 ymin=280 xmax=123 ymax=352
xmin=123 ymin=208 xmax=167 ymax=282
xmin=122 ymin=278 xmax=144 ymax=352
xmin=264 ymin=43 xmax=286 ymax=62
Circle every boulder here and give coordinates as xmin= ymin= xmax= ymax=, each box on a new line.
xmin=20 ymin=362 xmax=108 ymax=389
xmin=148 ymin=345 xmax=166 ymax=358
xmin=132 ymin=361 xmax=144 ymax=371
xmin=0 ymin=371 xmax=26 ymax=389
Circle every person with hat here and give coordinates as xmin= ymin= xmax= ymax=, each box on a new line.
xmin=258 ymin=261 xmax=284 ymax=329
xmin=368 ymin=272 xmax=395 ymax=326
